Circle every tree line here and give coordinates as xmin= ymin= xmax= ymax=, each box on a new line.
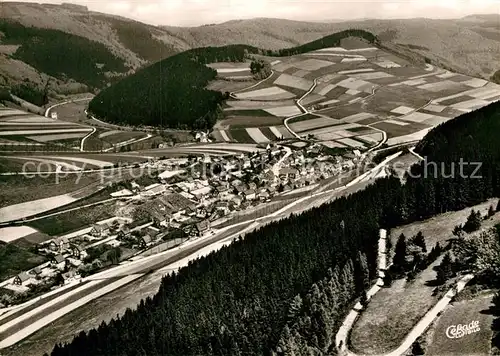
xmin=48 ymin=101 xmax=500 ymax=355
xmin=265 ymin=29 xmax=378 ymax=57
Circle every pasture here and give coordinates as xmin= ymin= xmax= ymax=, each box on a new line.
xmin=349 ymin=256 xmax=444 ymax=354
xmin=218 ymin=115 xmax=283 ymax=129
xmin=426 ymin=295 xmax=494 ymax=356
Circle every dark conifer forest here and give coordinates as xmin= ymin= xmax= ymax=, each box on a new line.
xmin=50 ymin=101 xmax=500 ymax=355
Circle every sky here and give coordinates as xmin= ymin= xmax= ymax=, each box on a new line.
xmin=14 ymin=0 xmax=500 ymax=26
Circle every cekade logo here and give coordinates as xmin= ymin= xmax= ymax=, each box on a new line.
xmin=445 ymin=321 xmax=480 ymax=339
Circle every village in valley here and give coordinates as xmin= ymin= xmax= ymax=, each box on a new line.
xmin=0 ymin=142 xmax=364 ymax=307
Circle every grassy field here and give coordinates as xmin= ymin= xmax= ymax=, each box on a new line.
xmin=426 ymin=294 xmax=495 ymax=356
xmin=0 ymin=157 xmax=29 ymax=173
xmin=0 ymin=173 xmax=102 ymax=208
xmin=0 ymin=243 xmax=48 ymax=281
xmin=349 ymin=256 xmax=444 ymax=354
xmin=224 ymin=109 xmax=276 ymax=117
xmin=389 ymin=198 xmax=499 ymax=254
xmin=219 ymin=115 xmax=283 ymax=129
xmin=26 ymin=201 xmax=116 ymax=236
xmin=226 ymin=129 xmax=255 ymax=143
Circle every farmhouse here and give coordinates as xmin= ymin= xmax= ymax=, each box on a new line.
xmin=52 ymin=254 xmax=66 ymax=270
xmin=110 ymin=189 xmax=133 ymax=198
xmin=195 ymin=220 xmax=211 ymax=236
xmin=279 ymin=168 xmax=298 ymax=180
xmin=147 ymin=226 xmax=160 ymax=238
xmin=140 ymin=234 xmax=153 ymax=247
xmin=32 ymin=266 xmax=43 ymax=276
xmin=13 ymin=272 xmax=33 ymax=286
xmin=141 ymin=184 xmax=167 ymax=196
xmin=243 ymin=189 xmax=256 ymax=200
xmin=90 ymin=224 xmax=110 ymax=237
xmin=191 ymin=186 xmax=212 ymax=200
xmin=71 ymin=245 xmax=87 ymax=260
xmin=259 ymin=191 xmax=270 ymax=201
xmin=49 ymin=236 xmax=70 ymax=252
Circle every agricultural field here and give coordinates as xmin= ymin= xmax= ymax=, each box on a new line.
xmin=213 ymin=40 xmax=500 ymax=149
xmin=96 ymin=130 xmax=148 ymax=145
xmin=207 ymin=61 xmax=253 ymax=80
xmin=26 ymin=201 xmax=117 ymax=236
xmin=0 ymin=107 xmax=93 ymax=150
xmin=0 ymin=242 xmax=48 ymax=281
xmin=0 ymin=172 xmax=103 ymax=208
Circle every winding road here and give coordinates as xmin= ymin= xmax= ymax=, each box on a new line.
xmin=335 ymin=233 xmax=475 ymax=356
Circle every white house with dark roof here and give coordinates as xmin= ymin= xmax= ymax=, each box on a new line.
xmin=13 ymin=272 xmax=33 ymax=286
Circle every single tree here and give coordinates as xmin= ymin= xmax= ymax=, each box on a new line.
xmin=491 ymin=293 xmax=500 ymax=317
xmin=463 ymin=210 xmax=482 ymax=233
xmin=393 ymin=233 xmax=407 ymax=270
xmin=489 ymin=205 xmax=496 ymax=218
xmin=413 ymin=231 xmax=427 ymax=253
xmin=453 ymin=224 xmax=463 ymax=237
xmin=496 ymin=199 xmax=500 ymax=212
xmin=359 ymin=290 xmax=368 ymax=308
xmin=436 ymin=252 xmax=454 ymax=284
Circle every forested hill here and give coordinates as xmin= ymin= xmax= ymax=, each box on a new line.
xmin=88 ymin=45 xmax=261 ymax=130
xmin=50 ymin=102 xmax=500 ymax=355
xmin=267 ymin=29 xmax=378 ymax=56
xmin=87 ymin=30 xmax=377 ymax=130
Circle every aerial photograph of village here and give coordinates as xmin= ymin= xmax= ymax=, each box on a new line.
xmin=0 ymin=1 xmax=500 ymax=355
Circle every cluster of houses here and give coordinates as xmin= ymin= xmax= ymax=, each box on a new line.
xmin=3 ymin=143 xmax=364 ymax=301
xmin=6 ymin=219 xmax=143 ymax=293
xmin=125 ymin=144 xmax=363 ymax=236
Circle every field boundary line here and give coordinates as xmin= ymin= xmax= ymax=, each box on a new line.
xmin=409 ymin=147 xmax=424 ymax=161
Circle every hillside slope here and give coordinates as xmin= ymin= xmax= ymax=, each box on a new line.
xmin=1 ymin=2 xmax=499 ymax=95
xmin=170 ymin=17 xmax=500 ymax=79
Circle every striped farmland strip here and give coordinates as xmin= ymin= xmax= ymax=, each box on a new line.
xmin=269 ymin=126 xmax=283 ymax=138
xmin=0 ymin=128 xmax=93 ymax=136
xmin=220 ymin=130 xmax=231 ymax=142
xmin=245 ymin=128 xmax=270 ymax=143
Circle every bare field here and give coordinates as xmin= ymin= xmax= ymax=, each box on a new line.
xmin=372 ymin=121 xmax=429 ymax=138
xmin=218 ymin=115 xmax=283 ymax=129
xmin=207 ymin=80 xmax=255 ymax=93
